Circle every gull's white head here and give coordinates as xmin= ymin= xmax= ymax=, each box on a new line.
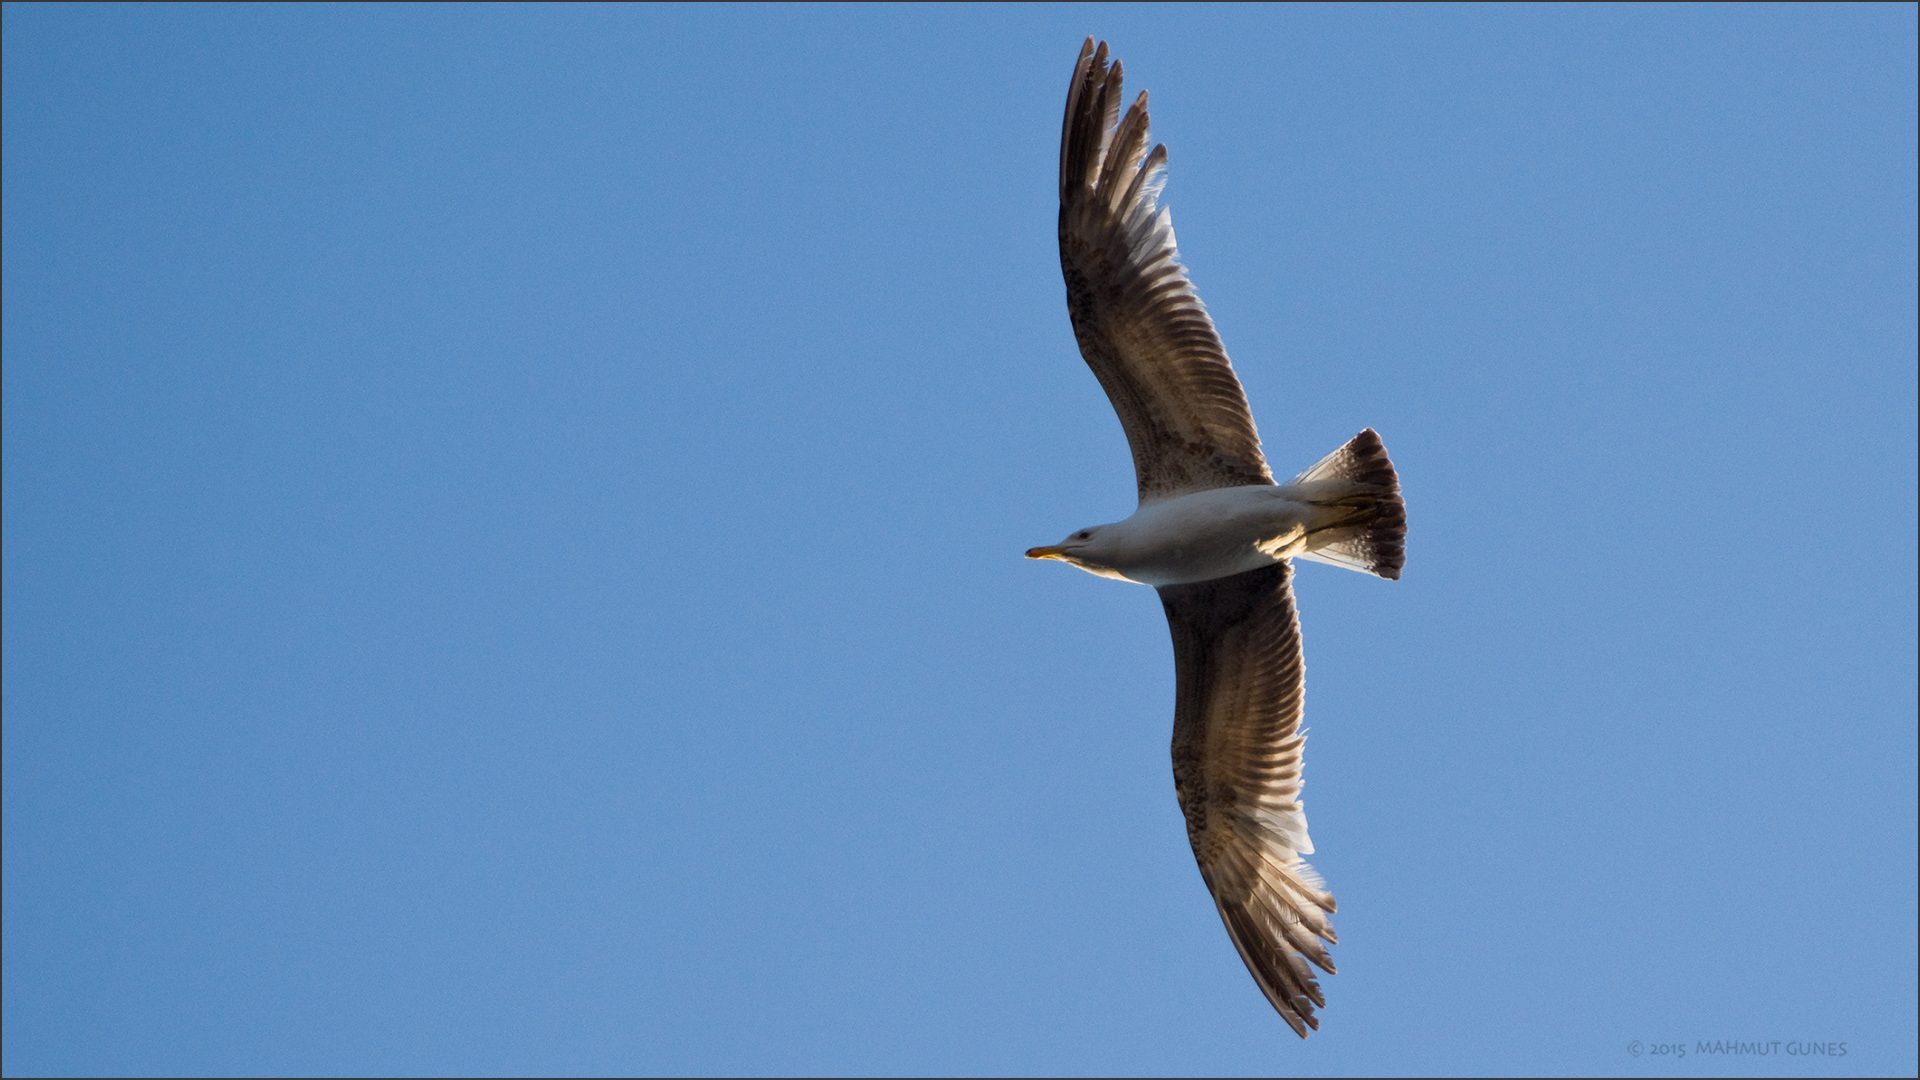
xmin=1025 ymin=524 xmax=1130 ymax=580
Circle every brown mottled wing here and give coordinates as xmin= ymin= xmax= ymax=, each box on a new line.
xmin=1158 ymin=561 xmax=1337 ymax=1037
xmin=1060 ymin=39 xmax=1273 ymax=504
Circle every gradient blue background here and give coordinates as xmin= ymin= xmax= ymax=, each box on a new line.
xmin=6 ymin=5 xmax=1915 ymax=1076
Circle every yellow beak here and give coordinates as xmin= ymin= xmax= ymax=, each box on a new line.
xmin=1025 ymin=546 xmax=1068 ymax=560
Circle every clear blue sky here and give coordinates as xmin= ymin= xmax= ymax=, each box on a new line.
xmin=5 ymin=5 xmax=1915 ymax=1076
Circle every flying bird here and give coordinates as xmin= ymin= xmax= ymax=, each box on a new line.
xmin=1027 ymin=39 xmax=1406 ymax=1038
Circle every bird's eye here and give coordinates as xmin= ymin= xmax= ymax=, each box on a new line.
xmin=1075 ymin=531 xmax=1091 ymax=540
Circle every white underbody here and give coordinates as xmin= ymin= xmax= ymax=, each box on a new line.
xmin=1066 ymin=484 xmax=1333 ymax=586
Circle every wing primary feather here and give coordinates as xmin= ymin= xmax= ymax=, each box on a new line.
xmin=1097 ymin=58 xmax=1122 ymax=159
xmin=1100 ymin=91 xmax=1153 ymax=213
xmin=1059 ymin=38 xmax=1096 ymax=196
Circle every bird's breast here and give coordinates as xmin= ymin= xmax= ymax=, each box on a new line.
xmin=1108 ymin=487 xmax=1310 ymax=586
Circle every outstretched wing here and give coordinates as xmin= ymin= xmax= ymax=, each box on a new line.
xmin=1158 ymin=561 xmax=1337 ymax=1037
xmin=1060 ymin=39 xmax=1273 ymax=505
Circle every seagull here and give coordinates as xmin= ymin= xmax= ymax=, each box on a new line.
xmin=1026 ymin=39 xmax=1406 ymax=1038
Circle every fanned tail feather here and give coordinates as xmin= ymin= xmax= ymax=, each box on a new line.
xmin=1292 ymin=428 xmax=1405 ymax=580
